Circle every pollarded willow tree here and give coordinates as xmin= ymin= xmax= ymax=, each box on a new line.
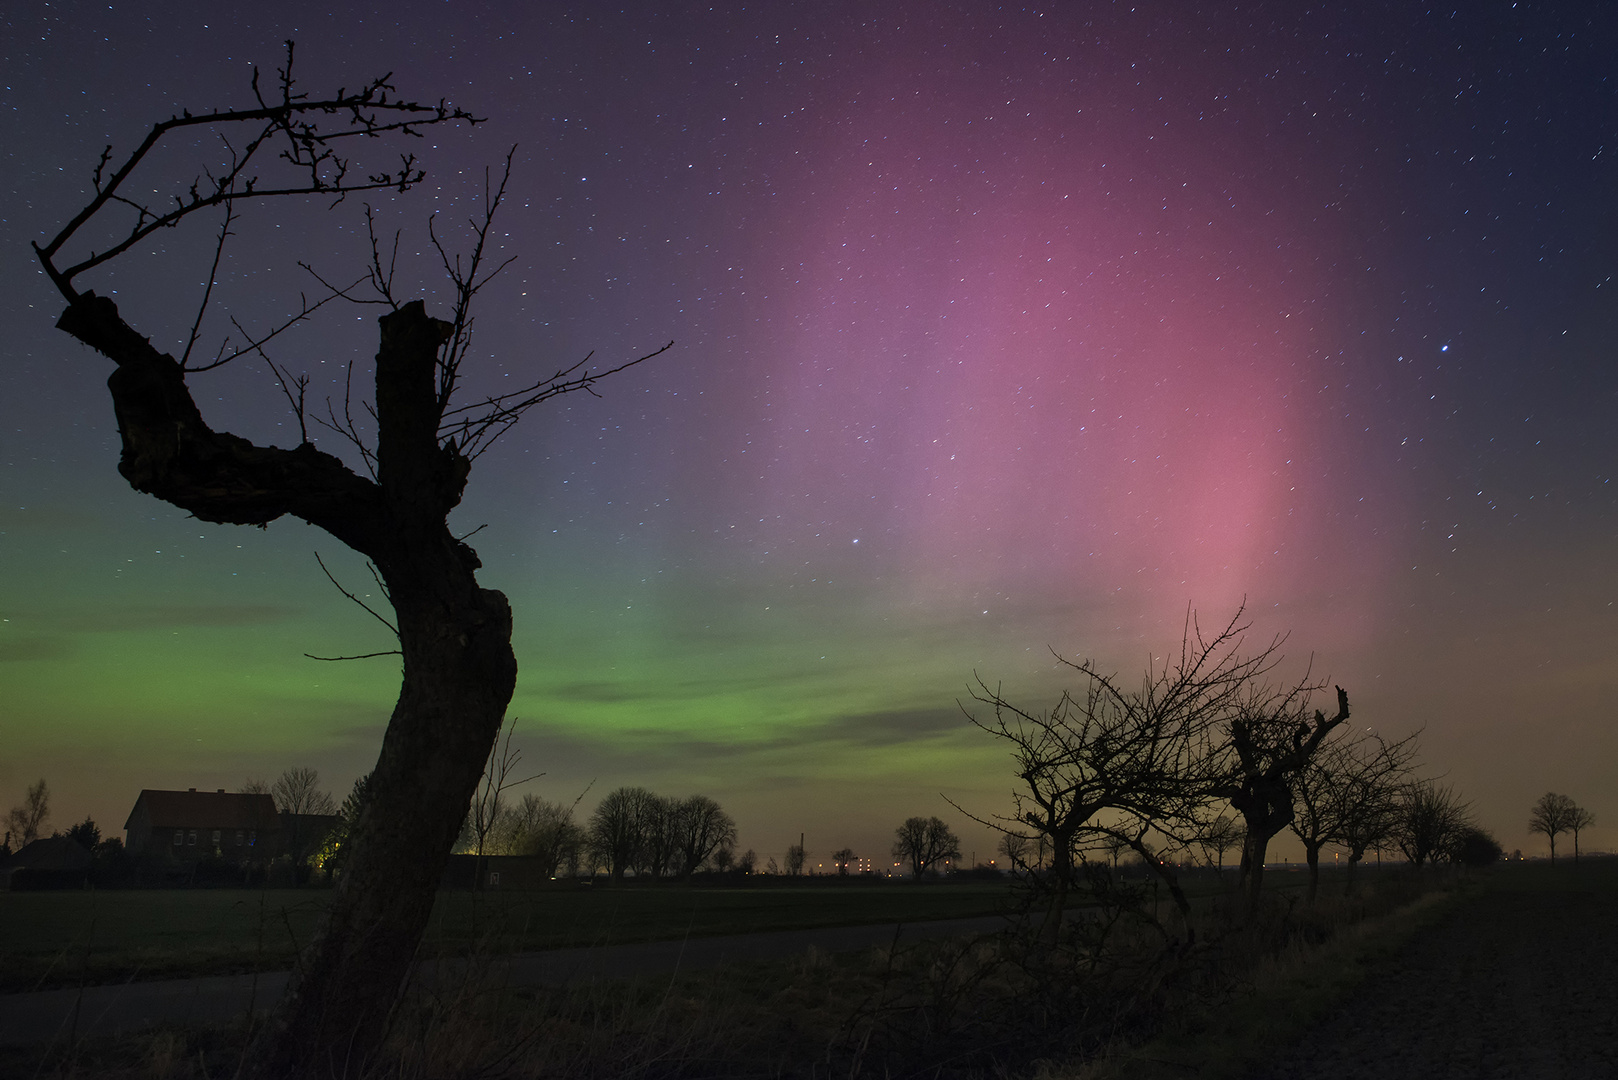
xmin=33 ymin=47 xmax=667 ymax=1078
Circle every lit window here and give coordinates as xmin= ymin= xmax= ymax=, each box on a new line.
xmin=174 ymin=830 xmax=184 ymax=846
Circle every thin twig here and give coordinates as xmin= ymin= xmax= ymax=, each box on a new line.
xmin=313 ymin=550 xmax=398 ymax=638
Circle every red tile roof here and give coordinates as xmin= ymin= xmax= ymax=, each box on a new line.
xmin=125 ymin=789 xmax=279 ymax=831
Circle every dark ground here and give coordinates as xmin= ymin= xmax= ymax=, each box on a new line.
xmin=1250 ymin=860 xmax=1618 ymax=1080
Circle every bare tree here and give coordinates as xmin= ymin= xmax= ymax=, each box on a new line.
xmin=962 ymin=608 xmax=1303 ymax=939
xmin=31 ymin=47 xmax=666 ymax=1076
xmin=1197 ymin=814 xmax=1243 ymax=873
xmin=785 ymin=842 xmax=808 ymax=876
xmin=833 ymin=847 xmax=857 ymax=876
xmin=464 ymin=718 xmax=541 ymax=870
xmin=587 ymin=786 xmax=659 ymax=882
xmin=1210 ymin=679 xmax=1351 ymax=915
xmin=270 ymin=766 xmax=338 ymax=873
xmin=1528 ymin=792 xmax=1578 ymax=864
xmin=504 ymin=792 xmax=587 ymax=876
xmin=1566 ymin=802 xmax=1595 ymax=865
xmin=1395 ymin=781 xmax=1471 ymax=867
xmin=271 ymin=767 xmax=338 ymax=817
xmin=639 ymin=796 xmax=684 ymax=879
xmin=892 ymin=816 xmax=961 ymax=879
xmin=996 ymin=831 xmax=1032 ymax=871
xmin=1288 ymin=728 xmax=1418 ymax=902
xmin=4 ymin=780 xmax=50 ymax=848
xmin=674 ymin=795 xmax=738 ymax=878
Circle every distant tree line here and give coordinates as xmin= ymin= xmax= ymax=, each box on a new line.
xmin=583 ymin=786 xmax=738 ymax=881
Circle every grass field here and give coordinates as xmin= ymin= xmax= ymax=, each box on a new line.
xmin=0 ymin=878 xmax=1019 ymax=993
xmin=0 ymin=864 xmax=1337 ymax=995
xmin=10 ymin=863 xmax=1578 ymax=1078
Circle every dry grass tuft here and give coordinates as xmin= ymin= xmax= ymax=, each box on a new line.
xmin=3 ymin=871 xmax=1477 ymax=1079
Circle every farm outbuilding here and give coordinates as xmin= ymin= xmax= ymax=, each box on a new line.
xmin=2 ymin=834 xmax=92 ymax=890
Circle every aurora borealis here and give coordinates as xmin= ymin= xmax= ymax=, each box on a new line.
xmin=3 ymin=2 xmax=1615 ymax=863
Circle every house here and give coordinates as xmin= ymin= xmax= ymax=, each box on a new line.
xmin=2 ymin=835 xmax=92 ymax=890
xmin=124 ymin=788 xmax=279 ymax=863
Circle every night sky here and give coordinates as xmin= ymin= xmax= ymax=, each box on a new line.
xmin=3 ymin=2 xmax=1614 ymax=865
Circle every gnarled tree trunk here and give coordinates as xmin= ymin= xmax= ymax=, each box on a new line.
xmin=1219 ymin=686 xmax=1351 ymax=919
xmin=57 ymin=294 xmax=516 ymax=1077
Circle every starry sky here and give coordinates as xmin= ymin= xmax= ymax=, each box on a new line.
xmin=3 ymin=2 xmax=1615 ymax=865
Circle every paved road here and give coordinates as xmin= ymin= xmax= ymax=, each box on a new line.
xmin=0 ymin=915 xmax=1004 ymax=1048
xmin=1250 ymin=868 xmax=1618 ymax=1080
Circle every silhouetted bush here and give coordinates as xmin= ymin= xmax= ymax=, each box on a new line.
xmin=1452 ymin=826 xmax=1503 ymax=867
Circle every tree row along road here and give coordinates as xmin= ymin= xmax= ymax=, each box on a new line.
xmin=1250 ymin=864 xmax=1618 ymax=1079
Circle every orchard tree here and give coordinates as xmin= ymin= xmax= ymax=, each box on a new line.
xmin=962 ymin=607 xmax=1340 ymax=936
xmin=1211 ymin=681 xmax=1351 ymax=914
xmin=1287 ymin=727 xmax=1418 ymax=902
xmin=31 ymin=47 xmax=665 ymax=1078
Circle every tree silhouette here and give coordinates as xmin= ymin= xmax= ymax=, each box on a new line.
xmin=1287 ymin=727 xmax=1418 ymax=902
xmin=4 ymin=779 xmax=50 ymax=848
xmin=1395 ymin=781 xmax=1471 ymax=867
xmin=1198 ymin=814 xmax=1242 ymax=873
xmin=674 ymin=795 xmax=738 ymax=878
xmin=962 ymin=607 xmax=1340 ymax=934
xmin=1528 ymin=792 xmax=1578 ymax=864
xmin=1565 ymin=802 xmax=1595 ymax=865
xmin=31 ymin=46 xmax=666 ymax=1077
xmin=588 ymin=787 xmax=659 ymax=882
xmin=1211 ymin=681 xmax=1351 ymax=914
xmin=892 ymin=816 xmax=961 ymax=878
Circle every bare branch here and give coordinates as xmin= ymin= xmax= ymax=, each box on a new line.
xmin=180 ymin=201 xmax=237 ymax=367
xmin=443 ymin=340 xmax=676 ymax=461
xmin=313 ymin=550 xmax=398 ymax=639
xmin=304 ymin=650 xmax=404 ymax=662
xmin=32 ymin=40 xmax=479 ymax=302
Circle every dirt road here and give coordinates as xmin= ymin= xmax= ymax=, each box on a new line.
xmin=1252 ymin=862 xmax=1618 ymax=1079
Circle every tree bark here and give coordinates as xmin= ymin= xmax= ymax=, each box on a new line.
xmin=55 ymin=294 xmax=518 ymax=1078
xmin=1218 ymin=687 xmax=1350 ymax=919
xmin=1303 ymin=840 xmax=1323 ymax=904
